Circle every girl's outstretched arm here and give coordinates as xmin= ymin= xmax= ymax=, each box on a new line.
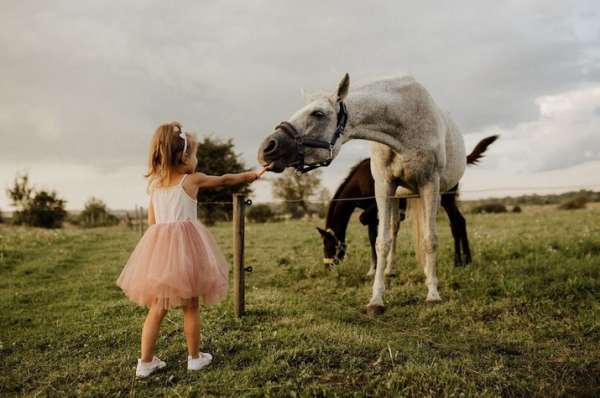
xmin=188 ymin=171 xmax=258 ymax=189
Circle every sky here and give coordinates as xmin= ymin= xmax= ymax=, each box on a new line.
xmin=1 ymin=0 xmax=599 ymax=211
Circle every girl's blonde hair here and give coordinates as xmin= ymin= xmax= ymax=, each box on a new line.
xmin=145 ymin=121 xmax=198 ymax=193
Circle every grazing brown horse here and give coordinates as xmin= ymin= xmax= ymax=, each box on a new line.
xmin=318 ymin=135 xmax=498 ymax=275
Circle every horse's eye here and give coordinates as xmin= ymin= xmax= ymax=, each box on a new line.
xmin=311 ymin=111 xmax=324 ymax=117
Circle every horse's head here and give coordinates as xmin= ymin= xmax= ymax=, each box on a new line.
xmin=257 ymin=73 xmax=350 ymax=173
xmin=317 ymin=227 xmax=346 ymax=266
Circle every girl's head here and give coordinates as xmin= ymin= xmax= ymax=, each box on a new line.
xmin=145 ymin=121 xmax=198 ymax=191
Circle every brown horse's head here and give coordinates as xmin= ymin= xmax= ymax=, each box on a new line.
xmin=317 ymin=227 xmax=346 ymax=266
xmin=257 ymin=74 xmax=350 ymax=173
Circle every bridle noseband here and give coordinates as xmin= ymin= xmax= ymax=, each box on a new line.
xmin=276 ymin=102 xmax=348 ymax=175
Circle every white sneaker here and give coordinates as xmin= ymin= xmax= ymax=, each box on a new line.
xmin=187 ymin=352 xmax=212 ymax=371
xmin=136 ymin=356 xmax=166 ymax=378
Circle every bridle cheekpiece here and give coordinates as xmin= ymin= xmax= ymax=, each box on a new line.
xmin=276 ymin=102 xmax=348 ymax=176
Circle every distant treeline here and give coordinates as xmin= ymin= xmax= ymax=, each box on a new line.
xmin=462 ymin=190 xmax=600 ymax=207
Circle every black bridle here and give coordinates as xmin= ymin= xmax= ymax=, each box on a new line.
xmin=323 ymin=228 xmax=347 ymax=266
xmin=276 ymin=102 xmax=348 ymax=175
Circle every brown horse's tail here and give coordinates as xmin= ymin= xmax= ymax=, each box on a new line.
xmin=466 ymin=135 xmax=499 ymax=165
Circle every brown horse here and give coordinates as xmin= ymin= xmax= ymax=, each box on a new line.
xmin=318 ymin=135 xmax=498 ymax=275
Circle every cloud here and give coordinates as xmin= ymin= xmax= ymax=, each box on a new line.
xmin=465 ymin=86 xmax=600 ymax=174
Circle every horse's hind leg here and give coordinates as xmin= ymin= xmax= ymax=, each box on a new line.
xmin=421 ymin=180 xmax=442 ymax=303
xmin=385 ymin=197 xmax=401 ymax=277
xmin=441 ymin=191 xmax=463 ymax=266
xmin=367 ymin=221 xmax=378 ymax=276
xmin=456 ymin=207 xmax=471 ymax=264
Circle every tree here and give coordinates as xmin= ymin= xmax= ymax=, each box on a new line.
xmin=272 ymin=169 xmax=325 ymax=218
xmin=195 ymin=136 xmax=252 ymax=225
xmin=6 ymin=172 xmax=67 ymax=228
xmin=78 ymin=197 xmax=120 ymax=227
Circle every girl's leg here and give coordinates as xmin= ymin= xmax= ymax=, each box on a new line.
xmin=182 ymin=297 xmax=200 ymax=359
xmin=141 ymin=305 xmax=168 ymax=362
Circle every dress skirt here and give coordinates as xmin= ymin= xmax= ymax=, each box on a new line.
xmin=117 ymin=220 xmax=229 ymax=310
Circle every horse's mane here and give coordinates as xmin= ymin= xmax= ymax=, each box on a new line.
xmin=325 ymin=158 xmax=370 ymax=227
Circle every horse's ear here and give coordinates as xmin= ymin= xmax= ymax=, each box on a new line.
xmin=332 ymin=73 xmax=350 ymax=102
xmin=301 ymin=86 xmax=311 ymax=104
xmin=317 ymin=227 xmax=330 ymax=239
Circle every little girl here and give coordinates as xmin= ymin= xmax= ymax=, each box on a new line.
xmin=117 ymin=121 xmax=258 ymax=377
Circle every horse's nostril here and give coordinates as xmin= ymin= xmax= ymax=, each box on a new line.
xmin=264 ymin=139 xmax=278 ymax=155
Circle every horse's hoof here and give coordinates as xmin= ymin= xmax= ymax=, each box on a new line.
xmin=366 ymin=270 xmax=375 ymax=277
xmin=425 ymin=298 xmax=442 ymax=305
xmin=367 ymin=305 xmax=385 ymax=316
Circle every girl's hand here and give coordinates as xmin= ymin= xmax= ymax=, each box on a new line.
xmin=244 ymin=172 xmax=259 ymax=183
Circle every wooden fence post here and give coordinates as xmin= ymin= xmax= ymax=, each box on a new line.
xmin=233 ymin=194 xmax=245 ymax=317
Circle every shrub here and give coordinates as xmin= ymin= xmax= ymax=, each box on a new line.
xmin=16 ymin=190 xmax=67 ymax=228
xmin=0 ymin=206 xmax=3 ymax=224
xmin=558 ymin=191 xmax=588 ymax=210
xmin=512 ymin=205 xmax=522 ymax=213
xmin=6 ymin=173 xmax=67 ymax=228
xmin=471 ymin=203 xmax=507 ymax=214
xmin=246 ymin=204 xmax=273 ymax=223
xmin=78 ymin=197 xmax=120 ymax=227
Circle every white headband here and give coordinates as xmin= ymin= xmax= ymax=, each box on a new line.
xmin=178 ymin=130 xmax=188 ymax=154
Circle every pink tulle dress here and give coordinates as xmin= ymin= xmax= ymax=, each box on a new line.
xmin=117 ymin=174 xmax=229 ymax=310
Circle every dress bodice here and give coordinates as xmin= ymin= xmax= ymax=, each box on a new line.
xmin=152 ymin=175 xmax=197 ymax=224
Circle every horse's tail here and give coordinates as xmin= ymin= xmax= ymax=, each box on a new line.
xmin=407 ymin=197 xmax=425 ymax=268
xmin=466 ymin=135 xmax=499 ymax=165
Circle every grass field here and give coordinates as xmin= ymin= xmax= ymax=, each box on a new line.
xmin=1 ymin=207 xmax=599 ymax=397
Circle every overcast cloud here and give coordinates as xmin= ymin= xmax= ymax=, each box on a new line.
xmin=1 ymin=0 xmax=599 ymax=210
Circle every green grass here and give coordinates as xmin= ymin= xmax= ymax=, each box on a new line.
xmin=1 ymin=208 xmax=599 ymax=397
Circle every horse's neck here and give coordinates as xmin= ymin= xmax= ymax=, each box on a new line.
xmin=341 ymin=94 xmax=406 ymax=150
xmin=339 ymin=79 xmax=438 ymax=151
xmin=326 ymin=192 xmax=357 ymax=242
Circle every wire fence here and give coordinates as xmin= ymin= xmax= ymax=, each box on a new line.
xmin=193 ymin=183 xmax=600 ymax=206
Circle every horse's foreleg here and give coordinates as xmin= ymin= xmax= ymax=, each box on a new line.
xmin=367 ymin=183 xmax=394 ymax=315
xmin=421 ymin=180 xmax=442 ymax=303
xmin=385 ymin=198 xmax=401 ymax=277
xmin=361 ymin=204 xmax=379 ymax=276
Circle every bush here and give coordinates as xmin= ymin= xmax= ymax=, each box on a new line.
xmin=246 ymin=204 xmax=273 ymax=223
xmin=0 ymin=206 xmax=3 ymax=224
xmin=512 ymin=205 xmax=522 ymax=213
xmin=6 ymin=173 xmax=68 ymax=229
xmin=78 ymin=197 xmax=120 ymax=227
xmin=558 ymin=191 xmax=588 ymax=210
xmin=471 ymin=203 xmax=507 ymax=214
xmin=290 ymin=207 xmax=305 ymax=219
xmin=17 ymin=191 xmax=67 ymax=228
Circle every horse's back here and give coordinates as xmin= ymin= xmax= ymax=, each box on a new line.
xmin=361 ymin=74 xmax=466 ymax=192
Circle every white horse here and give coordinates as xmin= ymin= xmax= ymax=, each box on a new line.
xmin=257 ymin=73 xmax=466 ymax=315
